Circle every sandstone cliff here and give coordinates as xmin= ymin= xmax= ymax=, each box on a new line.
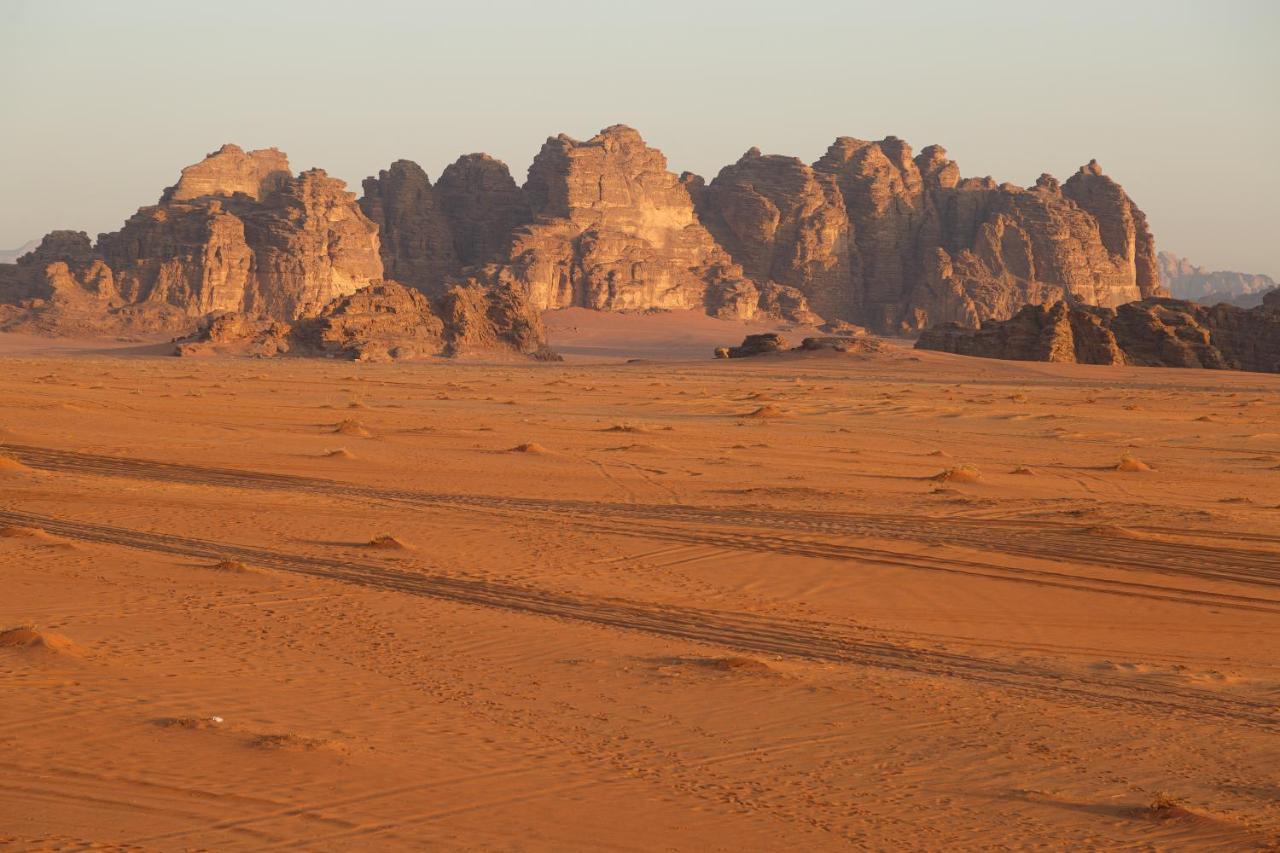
xmin=340 ymin=126 xmax=1166 ymax=332
xmin=484 ymin=125 xmax=803 ymax=321
xmin=914 ymin=292 xmax=1280 ymax=373
xmin=0 ymin=145 xmax=547 ymax=357
xmin=2 ymin=127 xmax=1171 ymax=341
xmin=359 ymin=160 xmax=458 ymax=295
xmin=1157 ymin=251 xmax=1277 ymax=308
xmin=695 ymin=140 xmax=1164 ymax=333
xmin=0 ymin=145 xmax=383 ymax=334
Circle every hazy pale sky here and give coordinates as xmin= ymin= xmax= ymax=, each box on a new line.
xmin=2 ymin=0 xmax=1277 ymax=277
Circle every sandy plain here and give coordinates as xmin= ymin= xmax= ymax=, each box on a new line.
xmin=1 ymin=312 xmax=1278 ymax=850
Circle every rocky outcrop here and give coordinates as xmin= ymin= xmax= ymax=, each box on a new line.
xmin=717 ymin=332 xmax=886 ymax=359
xmin=1157 ymin=251 xmax=1277 ymax=308
xmin=359 ymin=161 xmax=458 ymax=295
xmin=694 ymin=138 xmax=1164 ymax=333
xmin=1 ymin=147 xmax=383 ymax=336
xmin=476 ymin=126 xmax=811 ymax=323
xmin=176 ymin=279 xmax=547 ymax=361
xmin=1 ymin=146 xmax=546 ymax=357
xmin=915 ymin=293 xmax=1280 ymax=373
xmin=3 ymin=127 xmax=1168 ymax=341
xmin=696 ymin=150 xmax=852 ymax=321
xmin=162 ymin=144 xmax=291 ymax=203
xmin=435 ymin=154 xmax=532 ymax=267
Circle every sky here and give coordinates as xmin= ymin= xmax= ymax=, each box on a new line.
xmin=2 ymin=0 xmax=1277 ymax=277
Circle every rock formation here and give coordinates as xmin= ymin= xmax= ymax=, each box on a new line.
xmin=1 ymin=145 xmax=383 ymax=334
xmin=1157 ymin=251 xmax=1277 ymax=308
xmin=359 ymin=161 xmax=458 ymax=295
xmin=694 ymin=140 xmax=1164 ymax=333
xmin=695 ymin=149 xmax=852 ymax=321
xmin=176 ymin=279 xmax=547 ymax=361
xmin=435 ymin=154 xmax=533 ymax=267
xmin=915 ymin=292 xmax=1280 ymax=373
xmin=3 ymin=126 xmax=1173 ymax=343
xmin=484 ymin=125 xmax=797 ymax=320
xmin=717 ymin=332 xmax=886 ymax=359
xmin=0 ymin=145 xmax=548 ymax=357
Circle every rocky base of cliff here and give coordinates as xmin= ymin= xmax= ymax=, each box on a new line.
xmin=915 ymin=293 xmax=1280 ymax=373
xmin=174 ymin=280 xmax=551 ymax=362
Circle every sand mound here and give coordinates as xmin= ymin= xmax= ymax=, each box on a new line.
xmin=333 ymin=419 xmax=371 ymax=438
xmin=323 ymin=448 xmax=356 ymax=460
xmin=934 ymin=465 xmax=982 ymax=484
xmin=1011 ymin=466 xmax=1037 ymax=475
xmin=1115 ymin=455 xmax=1153 ymax=472
xmin=0 ymin=626 xmax=80 ymax=656
xmin=367 ymin=534 xmax=413 ymax=550
xmin=745 ymin=405 xmax=785 ymax=419
xmin=602 ymin=424 xmax=648 ymax=433
xmin=509 ymin=442 xmax=549 ymax=454
xmin=0 ymin=525 xmax=66 ymax=544
xmin=0 ymin=455 xmax=32 ymax=474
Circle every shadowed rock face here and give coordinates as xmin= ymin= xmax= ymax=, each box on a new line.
xmin=436 ymin=154 xmax=533 ymax=268
xmin=915 ymin=292 xmax=1280 ymax=373
xmin=359 ymin=160 xmax=458 ymax=295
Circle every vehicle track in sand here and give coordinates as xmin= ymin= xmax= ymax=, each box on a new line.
xmin=6 ymin=444 xmax=1280 ymax=614
xmin=1 ymin=507 xmax=1276 ymax=731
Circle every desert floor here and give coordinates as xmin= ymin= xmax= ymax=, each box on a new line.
xmin=1 ymin=316 xmax=1278 ymax=850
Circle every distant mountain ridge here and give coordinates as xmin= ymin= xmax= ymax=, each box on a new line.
xmin=1158 ymin=251 xmax=1276 ymax=308
xmin=0 ymin=239 xmax=39 ymax=264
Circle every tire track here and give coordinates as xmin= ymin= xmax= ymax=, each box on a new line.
xmin=1 ymin=508 xmax=1275 ymax=730
xmin=7 ymin=444 xmax=1280 ymax=603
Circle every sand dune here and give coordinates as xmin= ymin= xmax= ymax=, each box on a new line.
xmin=0 ymin=332 xmax=1277 ymax=849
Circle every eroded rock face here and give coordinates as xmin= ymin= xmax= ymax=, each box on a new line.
xmin=486 ymin=126 xmax=807 ymax=321
xmin=698 ymin=150 xmax=851 ymax=321
xmin=163 ymin=144 xmax=291 ymax=203
xmin=916 ymin=296 xmax=1280 ymax=373
xmin=359 ymin=160 xmax=458 ymax=295
xmin=2 ymin=148 xmax=384 ymax=336
xmin=435 ymin=154 xmax=532 ymax=267
xmin=695 ymin=137 xmax=1164 ymax=332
